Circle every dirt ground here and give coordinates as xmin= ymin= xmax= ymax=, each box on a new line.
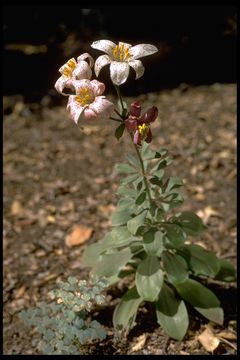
xmin=3 ymin=82 xmax=237 ymax=355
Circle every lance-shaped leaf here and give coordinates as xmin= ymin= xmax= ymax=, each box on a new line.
xmin=174 ymin=278 xmax=220 ymax=308
xmin=115 ymin=163 xmax=137 ymax=174
xmin=93 ymin=247 xmax=132 ymax=277
xmin=162 ymin=251 xmax=189 ymax=284
xmin=120 ymin=174 xmax=139 ymax=185
xmin=180 ymin=244 xmax=221 ymax=278
xmin=113 ymin=286 xmax=143 ymax=333
xmin=163 ymin=176 xmax=183 ymax=193
xmin=194 ymin=306 xmax=224 ymax=325
xmin=115 ymin=123 xmax=125 ymax=141
xmin=127 ymin=209 xmax=148 ymax=235
xmin=135 ymin=190 xmax=147 ymax=205
xmin=143 ymin=229 xmax=164 ymax=257
xmin=136 ymin=256 xmax=163 ymax=302
xmin=156 ymin=282 xmax=189 ymax=340
xmin=171 ymin=211 xmax=207 ymax=236
xmin=127 ymin=153 xmax=140 ymax=168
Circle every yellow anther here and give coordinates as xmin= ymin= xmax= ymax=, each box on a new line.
xmin=62 ymin=59 xmax=76 ymax=77
xmin=67 ymin=59 xmax=76 ymax=69
xmin=138 ymin=123 xmax=149 ymax=139
xmin=75 ymin=87 xmax=94 ymax=106
xmin=112 ymin=43 xmax=130 ymax=62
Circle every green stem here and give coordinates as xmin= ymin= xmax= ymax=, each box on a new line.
xmin=114 ymin=85 xmax=125 ymax=115
xmin=131 ymin=137 xmax=154 ymax=213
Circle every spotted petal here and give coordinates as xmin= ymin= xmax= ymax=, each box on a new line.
xmin=90 ymin=79 xmax=106 ymax=96
xmin=55 ymin=76 xmax=74 ymax=96
xmin=129 ymin=59 xmax=145 ymax=79
xmin=94 ymin=54 xmax=111 ymax=77
xmin=73 ymin=61 xmax=92 ymax=80
xmin=91 ymin=40 xmax=116 ymax=56
xmin=110 ymin=61 xmax=130 ymax=85
xmin=67 ymin=96 xmax=85 ymax=124
xmin=77 ymin=53 xmax=94 ymax=68
xmin=91 ymin=96 xmax=115 ymax=119
xmin=129 ymin=44 xmax=158 ymax=60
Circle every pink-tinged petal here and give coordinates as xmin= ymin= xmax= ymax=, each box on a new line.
xmin=73 ymin=61 xmax=92 ymax=80
xmin=77 ymin=53 xmax=94 ymax=68
xmin=140 ymin=106 xmax=158 ymax=124
xmin=146 ymin=128 xmax=152 ymax=143
xmin=133 ymin=130 xmax=141 ymax=145
xmin=82 ymin=107 xmax=98 ymax=121
xmin=91 ymin=40 xmax=116 ymax=56
xmin=71 ymin=79 xmax=91 ymax=94
xmin=125 ymin=117 xmax=138 ymax=132
xmin=110 ymin=61 xmax=130 ymax=85
xmin=90 ymin=79 xmax=105 ymax=96
xmin=55 ymin=76 xmax=74 ymax=96
xmin=67 ymin=96 xmax=84 ymax=124
xmin=94 ymin=54 xmax=111 ymax=77
xmin=129 ymin=44 xmax=158 ymax=60
xmin=91 ymin=97 xmax=115 ymax=118
xmin=58 ymin=58 xmax=77 ymax=74
xmin=128 ymin=59 xmax=145 ymax=79
xmin=129 ymin=102 xmax=141 ymax=117
xmin=119 ymin=41 xmax=132 ymax=48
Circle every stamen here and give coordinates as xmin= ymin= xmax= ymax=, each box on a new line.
xmin=112 ymin=43 xmax=130 ymax=62
xmin=75 ymin=87 xmax=94 ymax=106
xmin=138 ymin=123 xmax=149 ymax=139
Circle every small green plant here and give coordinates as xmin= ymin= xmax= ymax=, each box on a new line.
xmin=53 ymin=39 xmax=236 ymax=342
xmin=19 ymin=276 xmax=108 ymax=354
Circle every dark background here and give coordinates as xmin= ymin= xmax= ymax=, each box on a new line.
xmin=3 ymin=5 xmax=237 ymax=101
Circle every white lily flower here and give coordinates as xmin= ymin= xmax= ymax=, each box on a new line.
xmin=91 ymin=40 xmax=158 ymax=86
xmin=55 ymin=53 xmax=94 ymax=95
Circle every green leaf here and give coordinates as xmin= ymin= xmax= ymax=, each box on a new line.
xmin=143 ymin=229 xmax=164 ymax=257
xmin=180 ymin=244 xmax=221 ymax=278
xmin=174 ymin=278 xmax=220 ymax=308
xmin=163 ymin=176 xmax=183 ymax=193
xmin=141 ymin=142 xmax=155 ymax=160
xmin=150 ymin=169 xmax=165 ymax=179
xmin=135 ymin=190 xmax=147 ymax=205
xmin=194 ymin=306 xmax=224 ymax=325
xmin=94 ymin=248 xmax=132 ymax=277
xmin=136 ymin=256 xmax=163 ymax=302
xmin=161 ymin=223 xmax=187 ymax=248
xmin=162 ymin=251 xmax=189 ymax=284
xmin=112 ymin=208 xmax=132 ymax=226
xmin=115 ymin=163 xmax=137 ymax=174
xmin=120 ymin=174 xmax=139 ymax=185
xmin=156 ymin=283 xmax=189 ymax=340
xmin=117 ymin=186 xmax=138 ymax=198
xmin=113 ymin=286 xmax=143 ymax=333
xmin=127 ymin=209 xmax=148 ymax=235
xmin=171 ymin=211 xmax=207 ymax=236
xmin=115 ymin=123 xmax=125 ymax=140
xmin=82 ymin=234 xmax=112 ymax=267
xmin=214 ymin=258 xmax=236 ymax=282
xmin=111 ymin=226 xmax=140 ymax=248
xmin=127 ymin=153 xmax=140 ymax=168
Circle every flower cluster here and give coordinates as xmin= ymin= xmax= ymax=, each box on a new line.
xmin=55 ymin=40 xmax=158 ymax=144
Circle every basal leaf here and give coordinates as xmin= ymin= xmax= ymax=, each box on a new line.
xmin=156 ymin=282 xmax=189 ymax=340
xmin=162 ymin=251 xmax=189 ymax=284
xmin=194 ymin=306 xmax=224 ymax=325
xmin=136 ymin=256 xmax=163 ymax=302
xmin=180 ymin=244 xmax=221 ymax=278
xmin=214 ymin=258 xmax=236 ymax=282
xmin=113 ymin=286 xmax=143 ymax=333
xmin=174 ymin=278 xmax=220 ymax=308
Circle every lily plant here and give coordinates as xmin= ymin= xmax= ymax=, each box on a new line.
xmin=55 ymin=39 xmax=236 ymax=341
